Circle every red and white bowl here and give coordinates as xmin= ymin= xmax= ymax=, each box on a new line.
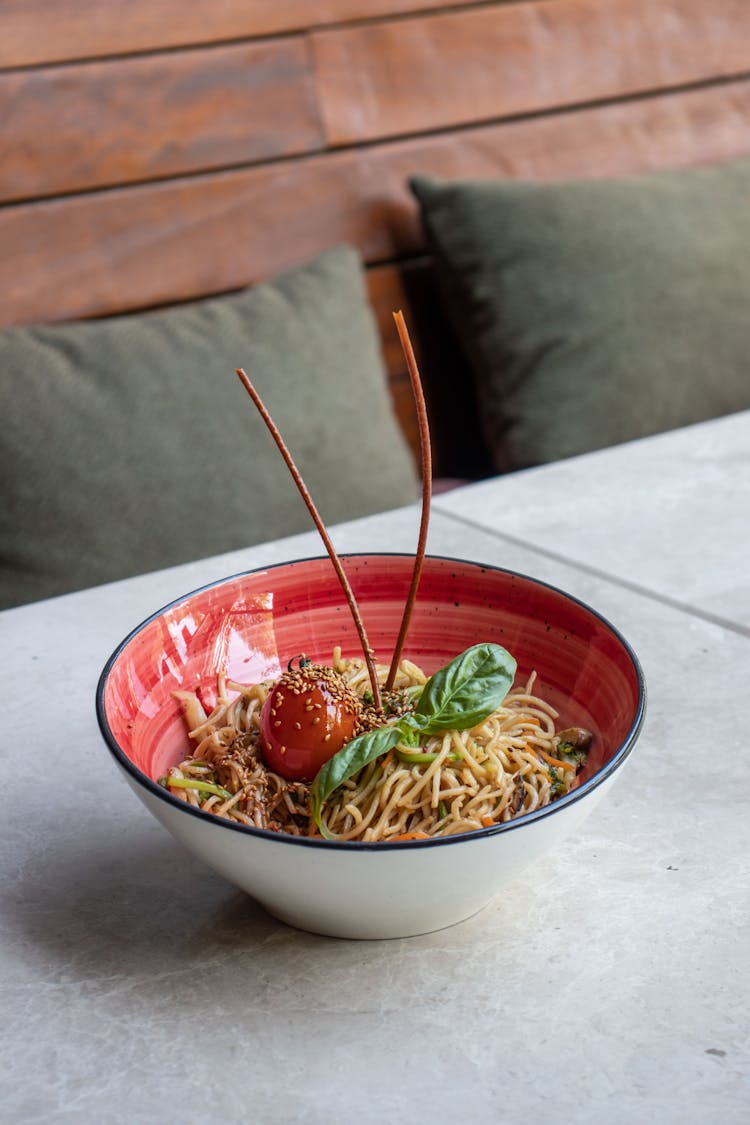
xmin=96 ymin=554 xmax=645 ymax=939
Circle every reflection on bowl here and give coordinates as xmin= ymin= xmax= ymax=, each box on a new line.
xmin=96 ymin=554 xmax=645 ymax=939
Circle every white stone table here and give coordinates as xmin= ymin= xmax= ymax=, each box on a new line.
xmin=435 ymin=410 xmax=750 ymax=633
xmin=1 ymin=413 xmax=748 ymax=1123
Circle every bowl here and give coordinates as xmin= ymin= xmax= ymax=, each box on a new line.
xmin=96 ymin=554 xmax=645 ymax=939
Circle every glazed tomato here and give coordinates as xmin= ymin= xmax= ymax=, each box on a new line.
xmin=259 ymin=659 xmax=361 ymax=782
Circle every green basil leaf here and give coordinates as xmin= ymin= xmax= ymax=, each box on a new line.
xmin=310 ymin=724 xmax=402 ymax=833
xmin=414 ymin=643 xmax=517 ymax=735
xmin=308 ymin=643 xmax=518 ymax=836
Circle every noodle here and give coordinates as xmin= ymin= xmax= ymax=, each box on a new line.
xmin=163 ymin=650 xmax=585 ymax=841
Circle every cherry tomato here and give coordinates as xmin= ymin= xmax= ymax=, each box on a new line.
xmin=259 ymin=661 xmax=361 ymax=782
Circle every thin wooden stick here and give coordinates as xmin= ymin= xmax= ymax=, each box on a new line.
xmin=385 ymin=311 xmax=432 ymax=691
xmin=235 ymin=368 xmax=382 ymax=711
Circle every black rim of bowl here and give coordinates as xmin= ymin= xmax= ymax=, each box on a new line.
xmin=95 ymin=553 xmax=647 ymax=851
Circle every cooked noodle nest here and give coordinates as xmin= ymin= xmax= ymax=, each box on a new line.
xmin=165 ymin=649 xmax=580 ymax=842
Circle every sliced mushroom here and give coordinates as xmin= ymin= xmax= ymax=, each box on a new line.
xmin=556 ymin=727 xmax=594 ymax=752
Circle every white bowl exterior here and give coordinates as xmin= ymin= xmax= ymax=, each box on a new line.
xmin=124 ymin=766 xmax=620 ymax=939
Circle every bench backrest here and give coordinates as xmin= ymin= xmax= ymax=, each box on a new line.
xmin=2 ymin=0 xmax=749 ymax=473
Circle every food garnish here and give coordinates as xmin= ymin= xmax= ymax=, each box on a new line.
xmin=309 ymin=642 xmax=517 ymax=837
xmin=235 ymin=310 xmax=432 ymax=778
xmin=555 ymin=727 xmax=594 ymax=766
xmin=235 ymin=366 xmax=384 ymax=712
xmin=259 ymin=656 xmax=361 ymax=782
xmin=165 ymin=312 xmax=593 ymax=840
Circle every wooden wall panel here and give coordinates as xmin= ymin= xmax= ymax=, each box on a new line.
xmin=366 ymin=263 xmax=420 ymax=466
xmin=366 ymin=263 xmax=413 ymax=380
xmin=0 ymin=0 xmax=480 ymax=68
xmin=2 ymin=77 xmax=749 ymax=328
xmin=2 ymin=0 xmax=747 ymax=478
xmin=366 ymin=262 xmax=492 ymax=479
xmin=0 ymin=41 xmax=323 ymax=202
xmin=313 ymin=0 xmax=750 ymax=144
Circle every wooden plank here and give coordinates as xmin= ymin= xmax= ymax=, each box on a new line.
xmin=0 ymin=40 xmax=323 ymax=202
xmin=3 ymin=77 xmax=750 ymax=327
xmin=384 ymin=370 xmax=421 ymax=473
xmin=368 ymin=261 xmax=495 ymax=479
xmin=368 ymin=261 xmax=494 ymax=477
xmin=313 ymin=0 xmax=750 ymax=144
xmin=0 ymin=0 xmax=480 ymax=68
xmin=367 ymin=262 xmax=490 ymax=478
xmin=364 ymin=264 xmax=422 ymax=473
xmin=366 ymin=261 xmax=411 ymax=376
xmin=366 ymin=264 xmax=422 ymax=472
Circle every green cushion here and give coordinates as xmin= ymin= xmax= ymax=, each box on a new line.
xmin=411 ymin=161 xmax=750 ymax=473
xmin=0 ymin=246 xmax=417 ymax=608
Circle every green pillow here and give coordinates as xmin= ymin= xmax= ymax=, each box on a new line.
xmin=411 ymin=162 xmax=750 ymax=473
xmin=0 ymin=246 xmax=417 ymax=609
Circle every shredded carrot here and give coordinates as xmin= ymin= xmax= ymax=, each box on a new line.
xmin=389 ymin=831 xmax=429 ymax=841
xmin=539 ymin=749 xmax=571 ymax=771
xmin=481 ymin=815 xmax=495 ymax=828
xmin=381 ymin=749 xmax=395 ymax=770
xmin=525 ymin=717 xmax=541 ymax=727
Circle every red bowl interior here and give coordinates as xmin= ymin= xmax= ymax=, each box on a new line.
xmin=99 ymin=554 xmax=644 ymax=794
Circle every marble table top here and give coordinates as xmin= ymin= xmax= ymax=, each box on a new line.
xmin=435 ymin=410 xmax=750 ymax=634
xmin=1 ymin=412 xmax=748 ymax=1123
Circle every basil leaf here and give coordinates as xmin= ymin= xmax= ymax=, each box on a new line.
xmin=414 ymin=643 xmax=517 ymax=735
xmin=310 ymin=724 xmax=402 ymax=833
xmin=308 ymin=643 xmax=517 ymax=836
